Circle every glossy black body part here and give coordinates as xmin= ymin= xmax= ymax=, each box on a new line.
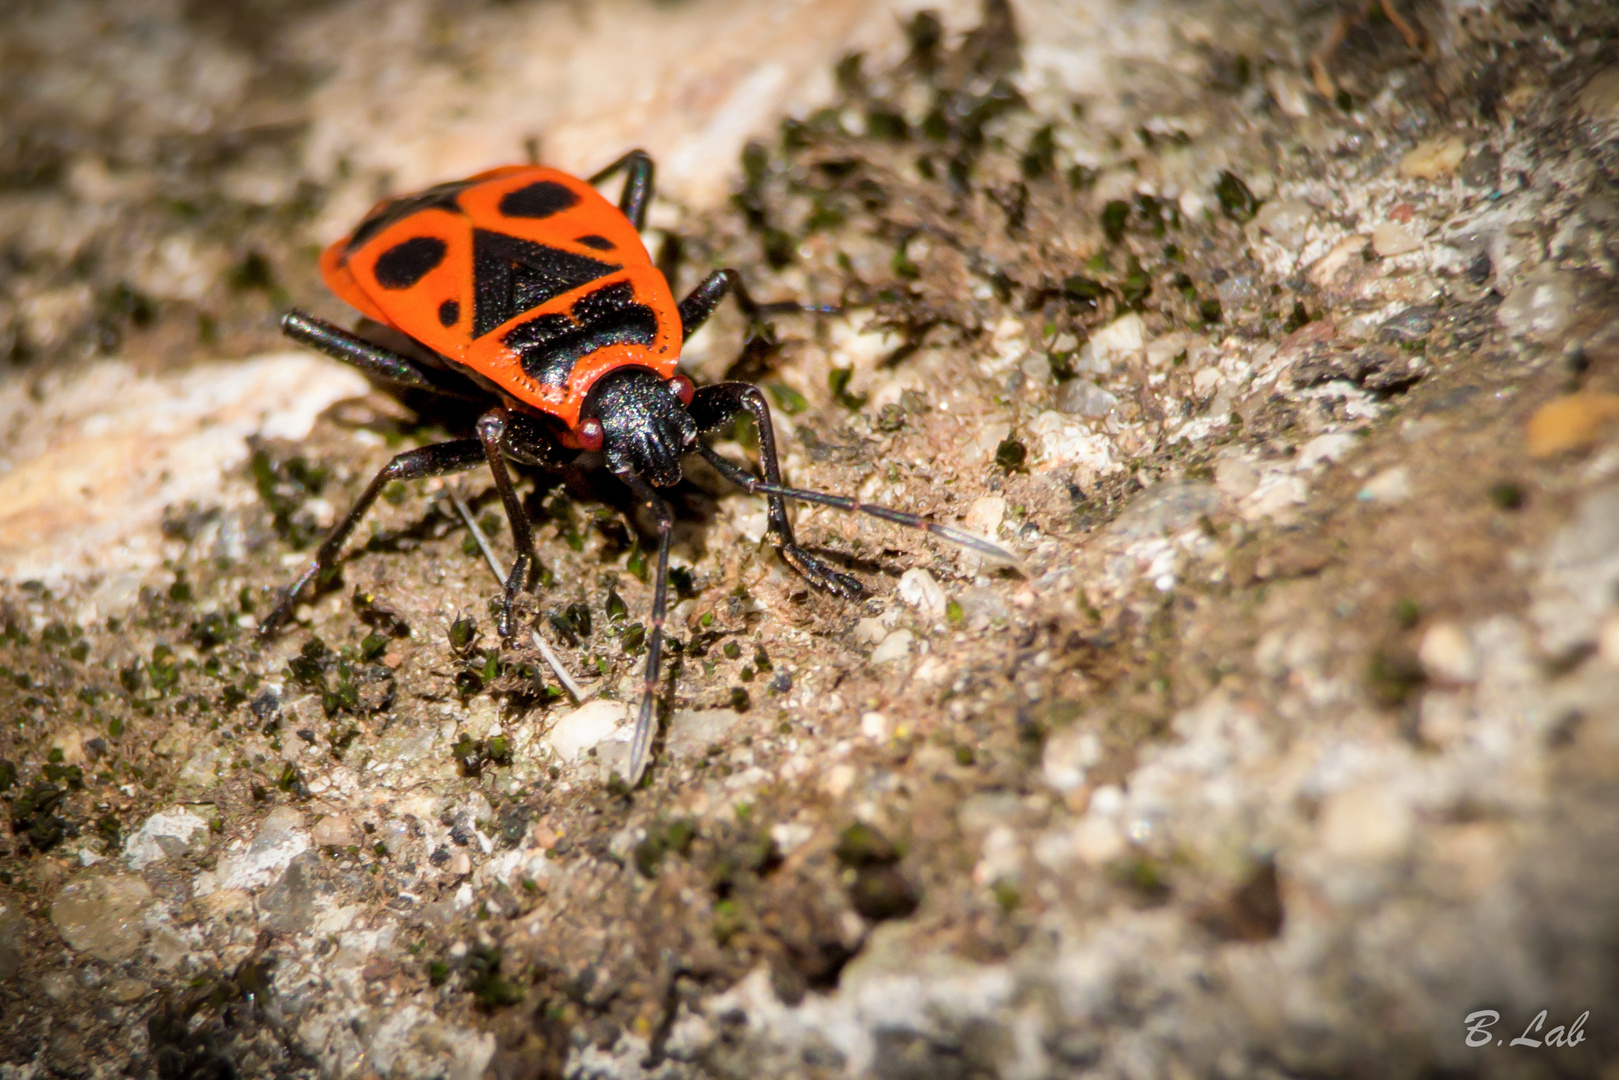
xmin=261 ymin=151 xmax=1011 ymax=786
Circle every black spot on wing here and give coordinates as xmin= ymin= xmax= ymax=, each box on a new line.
xmin=576 ymin=234 xmax=615 ymax=251
xmin=503 ymin=281 xmax=658 ymax=388
xmin=471 ymin=229 xmax=620 ymax=338
xmin=345 ymin=178 xmax=477 ymax=254
xmin=499 ymin=181 xmax=579 ymax=219
xmin=373 ymin=236 xmax=447 ymax=290
xmin=437 ymin=299 xmax=460 ymax=328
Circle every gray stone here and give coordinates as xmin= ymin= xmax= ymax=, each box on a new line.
xmin=257 ymin=851 xmax=323 ymax=934
xmin=1105 ymin=482 xmax=1222 ymax=539
xmin=50 ymin=875 xmax=153 ymax=960
xmin=1249 ymin=198 xmax=1315 ymax=250
xmin=1055 ymin=379 xmax=1119 ymax=418
xmin=124 ymin=807 xmax=211 ymax=869
xmin=665 ymin=708 xmax=743 ymax=761
xmin=1532 ymin=484 xmax=1619 ymax=655
xmin=1497 ymin=268 xmax=1583 ymax=342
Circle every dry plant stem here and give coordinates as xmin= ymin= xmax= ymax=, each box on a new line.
xmin=1311 ymin=0 xmax=1426 ymax=99
xmin=449 ymin=484 xmax=592 ymax=700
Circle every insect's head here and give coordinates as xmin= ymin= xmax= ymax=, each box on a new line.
xmin=578 ymin=368 xmax=698 ymax=487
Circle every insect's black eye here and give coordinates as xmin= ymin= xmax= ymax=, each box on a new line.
xmin=578 ymin=417 xmax=604 ymax=451
xmin=669 ymin=374 xmax=695 ymax=405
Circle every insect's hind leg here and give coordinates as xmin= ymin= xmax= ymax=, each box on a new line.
xmin=281 ymin=310 xmax=480 ymax=401
xmin=259 ymin=439 xmax=486 ymax=639
xmin=676 ymin=269 xmax=838 ymax=340
xmin=689 ymin=381 xmax=862 ymax=599
xmin=588 ymin=150 xmax=655 ymax=231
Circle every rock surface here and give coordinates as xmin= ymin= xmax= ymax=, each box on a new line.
xmin=2 ymin=1 xmax=1619 ymax=1078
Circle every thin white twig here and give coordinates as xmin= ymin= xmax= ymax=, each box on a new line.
xmin=449 ymin=488 xmax=506 ymax=584
xmin=449 ymin=483 xmax=593 ymax=703
xmin=529 ymin=629 xmax=590 ymax=703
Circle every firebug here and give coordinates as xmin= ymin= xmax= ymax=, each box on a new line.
xmin=263 ymin=151 xmax=1007 ymax=783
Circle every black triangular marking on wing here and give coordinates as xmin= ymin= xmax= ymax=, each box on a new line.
xmin=502 ymin=281 xmax=658 ymax=387
xmin=471 ymin=229 xmax=620 ymax=339
xmin=346 ymin=178 xmax=479 ymax=254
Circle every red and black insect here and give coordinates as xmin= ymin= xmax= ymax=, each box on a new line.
xmin=263 ymin=150 xmax=1007 ymax=783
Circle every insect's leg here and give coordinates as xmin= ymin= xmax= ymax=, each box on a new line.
xmin=587 ymin=150 xmax=655 ymax=231
xmin=676 ymin=269 xmax=838 ymax=340
xmin=474 ymin=409 xmax=541 ymax=638
xmin=281 ymin=310 xmax=480 ymax=400
xmin=260 ymin=439 xmax=485 ymax=639
xmin=615 ymin=469 xmax=674 ymax=787
xmin=689 ymin=382 xmax=862 ymax=598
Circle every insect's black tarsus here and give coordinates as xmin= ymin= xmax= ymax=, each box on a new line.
xmin=689 ymin=381 xmax=863 ymax=598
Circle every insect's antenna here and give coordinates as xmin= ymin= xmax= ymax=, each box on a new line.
xmin=695 ymin=443 xmax=1015 ymax=563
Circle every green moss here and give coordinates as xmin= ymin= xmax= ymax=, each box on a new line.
xmin=1100 ymin=199 xmax=1130 ymax=244
xmin=634 ymin=817 xmax=698 ymax=878
xmin=1021 ymin=124 xmax=1057 ymax=179
xmin=1367 ymin=648 xmax=1425 ymax=707
xmin=1214 ymin=170 xmax=1260 ymax=223
xmin=829 ymin=367 xmax=867 ymax=410
xmin=467 ymin=947 xmax=525 ymax=1008
xmin=835 ymin=822 xmax=899 ymax=868
xmin=1121 ymin=255 xmax=1151 ymax=309
xmin=148 ymin=644 xmax=179 ymax=695
xmin=1488 ymin=480 xmax=1526 ymax=510
xmin=448 ymin=615 xmax=478 ymax=654
xmin=995 ymin=436 xmax=1028 ymax=472
xmin=12 ymin=780 xmax=69 ymax=852
xmin=360 ymin=632 xmax=388 ymax=661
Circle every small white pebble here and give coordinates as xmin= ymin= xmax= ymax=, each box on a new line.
xmin=871 ymin=630 xmax=913 ymax=664
xmin=1358 ymin=466 xmax=1412 ymax=504
xmin=1419 ymin=622 xmax=1479 ymax=683
xmin=898 ymin=568 xmax=946 ymax=621
xmin=860 ymin=712 xmax=889 ymax=741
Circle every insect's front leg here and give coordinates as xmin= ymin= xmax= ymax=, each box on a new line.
xmin=676 ymin=269 xmax=837 ymax=340
xmin=260 ymin=439 xmax=486 ymax=639
xmin=690 ymin=382 xmax=862 ymax=599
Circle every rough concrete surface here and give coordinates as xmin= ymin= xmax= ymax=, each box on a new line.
xmin=3 ymin=0 xmax=1619 ymax=1077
